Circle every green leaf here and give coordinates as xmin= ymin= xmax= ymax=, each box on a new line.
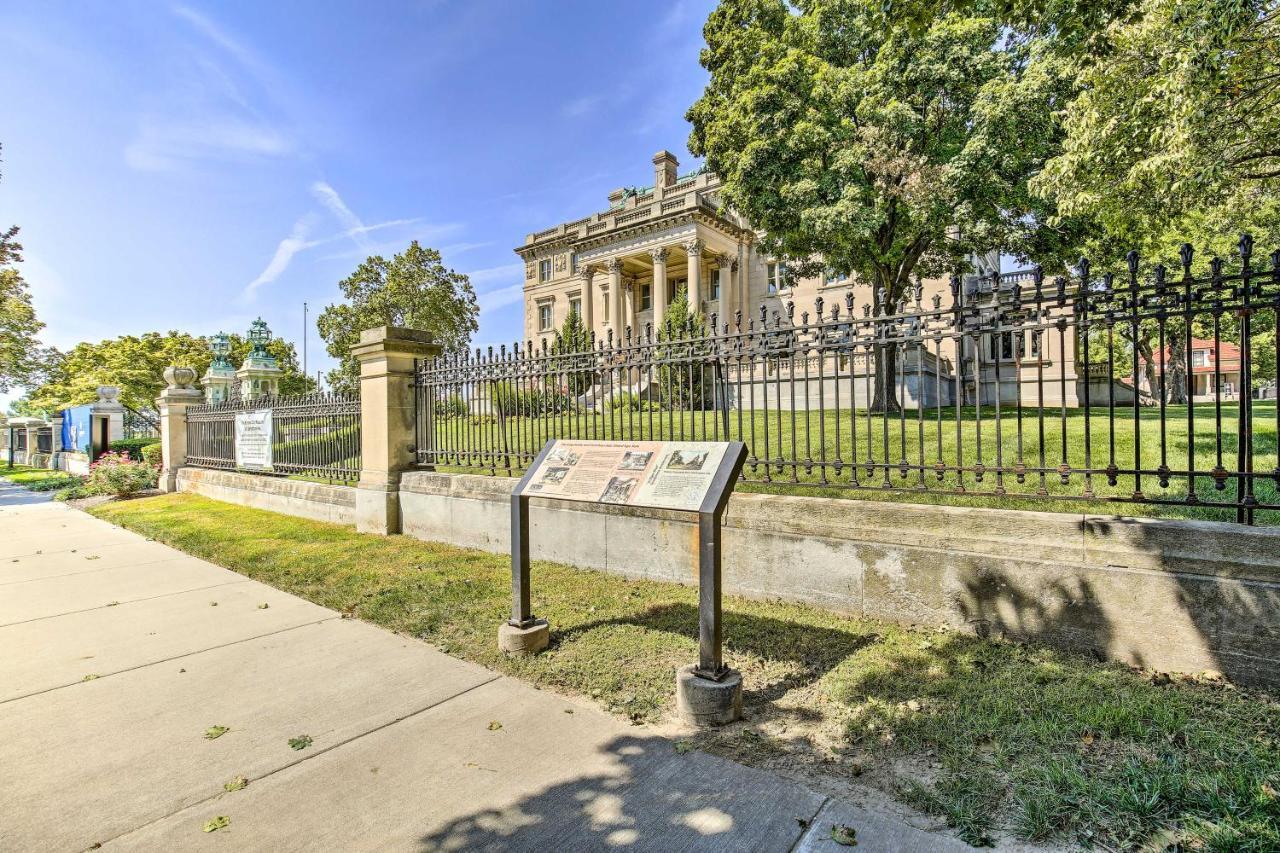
xmin=202 ymin=816 xmax=230 ymax=833
xmin=830 ymin=823 xmax=858 ymax=846
xmin=204 ymin=725 xmax=230 ymax=740
xmin=223 ymin=775 xmax=248 ymax=792
xmin=288 ymin=734 xmax=313 ymax=750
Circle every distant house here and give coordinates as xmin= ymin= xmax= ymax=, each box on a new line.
xmin=1139 ymin=338 xmax=1243 ymax=401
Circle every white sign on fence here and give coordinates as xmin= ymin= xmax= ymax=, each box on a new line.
xmin=234 ymin=409 xmax=273 ymax=471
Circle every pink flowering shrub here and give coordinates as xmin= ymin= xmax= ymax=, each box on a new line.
xmin=87 ymin=451 xmax=158 ymax=497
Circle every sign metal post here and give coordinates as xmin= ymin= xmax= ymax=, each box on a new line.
xmin=503 ymin=439 xmax=747 ymax=724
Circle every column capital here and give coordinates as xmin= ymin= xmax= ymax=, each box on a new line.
xmin=605 ymin=258 xmax=624 ymax=274
xmin=649 ymin=246 xmax=669 ymax=264
xmin=683 ymin=238 xmax=704 ymax=257
xmin=579 ymin=265 xmax=595 ymax=281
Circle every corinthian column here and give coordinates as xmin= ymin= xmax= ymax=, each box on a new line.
xmin=579 ymin=266 xmax=595 ymax=335
xmin=650 ymin=246 xmax=668 ymax=330
xmin=684 ymin=239 xmax=703 ymax=311
xmin=606 ymin=258 xmax=624 ymax=341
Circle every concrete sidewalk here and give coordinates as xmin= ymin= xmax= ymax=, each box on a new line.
xmin=0 ymin=488 xmax=976 ymax=852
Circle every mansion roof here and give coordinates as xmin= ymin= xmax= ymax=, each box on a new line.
xmin=513 ymin=150 xmax=753 ymax=261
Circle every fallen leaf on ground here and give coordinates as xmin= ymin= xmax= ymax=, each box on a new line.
xmin=830 ymin=823 xmax=858 ymax=846
xmin=81 ymin=674 xmax=99 ymax=682
xmin=288 ymin=735 xmax=313 ymax=750
xmin=487 ymin=721 xmax=503 ymax=731
xmin=223 ymin=776 xmax=248 ymax=792
xmin=202 ymin=816 xmax=230 ymax=833
xmin=204 ymin=725 xmax=230 ymax=740
xmin=257 ymin=603 xmax=269 ymax=609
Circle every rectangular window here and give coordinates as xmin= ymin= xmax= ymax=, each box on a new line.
xmin=539 ymin=259 xmax=552 ymax=282
xmin=570 ymin=253 xmax=578 ymax=274
xmin=640 ymin=284 xmax=652 ymax=311
xmin=671 ymin=278 xmax=688 ymax=302
xmin=538 ymin=303 xmax=553 ymax=331
xmin=823 ymin=267 xmax=849 ymax=287
xmin=569 ymin=297 xmax=582 ymax=318
xmin=1192 ymin=350 xmax=1208 ymax=367
xmin=602 ymin=293 xmax=610 ymax=322
xmin=766 ymin=262 xmax=787 ymax=294
xmin=1028 ymin=330 xmax=1041 ymax=358
xmin=710 ymin=268 xmax=721 ymax=301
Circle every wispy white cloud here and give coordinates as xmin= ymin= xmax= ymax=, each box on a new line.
xmin=441 ymin=241 xmax=492 ymax=256
xmin=561 ymin=95 xmax=602 ymax=118
xmin=240 ymin=184 xmax=462 ymax=299
xmin=466 ymin=262 xmax=524 ymax=287
xmin=125 ymin=6 xmax=297 ymax=173
xmin=477 ymin=282 xmax=524 ymax=314
xmin=241 ymin=219 xmax=317 ymax=301
xmin=125 ymin=116 xmax=294 ymax=172
xmin=311 ymin=181 xmax=369 ymax=249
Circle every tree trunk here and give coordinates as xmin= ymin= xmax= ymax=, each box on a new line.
xmin=871 ymin=341 xmax=900 ymax=413
xmin=869 ymin=266 xmax=903 ymax=414
xmin=1165 ymin=323 xmax=1189 ymax=404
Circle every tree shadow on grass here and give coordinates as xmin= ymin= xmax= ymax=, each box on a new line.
xmin=559 ymin=601 xmax=880 ymax=705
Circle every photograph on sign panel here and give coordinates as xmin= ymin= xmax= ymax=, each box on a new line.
xmin=618 ymin=451 xmax=653 ymax=471
xmin=666 ymin=449 xmax=709 ymax=472
xmin=548 ymin=447 xmax=581 ymax=467
xmin=540 ymin=466 xmax=570 ymax=485
xmin=599 ymin=476 xmax=637 ymax=504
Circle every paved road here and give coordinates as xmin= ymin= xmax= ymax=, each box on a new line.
xmin=0 ymin=488 xmax=975 ymax=852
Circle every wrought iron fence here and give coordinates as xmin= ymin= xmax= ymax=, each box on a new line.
xmin=123 ymin=405 xmax=160 ymax=439
xmin=414 ymin=237 xmax=1279 ymax=525
xmin=186 ymin=391 xmax=361 ymax=484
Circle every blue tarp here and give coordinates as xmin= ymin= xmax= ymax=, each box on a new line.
xmin=61 ymin=404 xmax=93 ymax=454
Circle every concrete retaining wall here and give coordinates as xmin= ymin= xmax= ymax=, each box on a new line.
xmin=399 ymin=470 xmax=1280 ymax=688
xmin=176 ymin=468 xmax=356 ymax=526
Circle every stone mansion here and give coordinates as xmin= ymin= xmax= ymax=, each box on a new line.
xmin=515 ymin=150 xmax=1001 ymax=348
xmin=513 ymin=150 xmax=1094 ymax=408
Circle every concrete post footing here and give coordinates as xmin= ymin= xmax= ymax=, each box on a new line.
xmin=675 ymin=665 xmax=742 ymax=726
xmin=498 ymin=619 xmax=550 ymax=655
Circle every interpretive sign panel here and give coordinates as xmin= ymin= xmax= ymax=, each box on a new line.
xmin=518 ymin=439 xmax=731 ymax=511
xmin=505 ymin=438 xmax=748 ymax=702
xmin=233 ymin=409 xmax=273 ymax=471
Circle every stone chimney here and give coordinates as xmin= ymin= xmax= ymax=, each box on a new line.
xmin=653 ymin=150 xmax=679 ymax=197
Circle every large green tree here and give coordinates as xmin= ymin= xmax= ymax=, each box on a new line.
xmin=0 ymin=142 xmax=46 ymax=394
xmin=317 ymin=241 xmax=479 ymax=395
xmin=1032 ymin=0 xmax=1280 ymax=257
xmin=29 ymin=331 xmax=311 ymax=413
xmin=687 ymin=0 xmax=1081 ymax=409
xmin=0 ymin=267 xmax=45 ymax=394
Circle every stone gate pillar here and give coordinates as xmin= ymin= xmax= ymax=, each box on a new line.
xmin=156 ymin=367 xmax=204 ymax=493
xmin=352 ymin=326 xmax=439 ymax=535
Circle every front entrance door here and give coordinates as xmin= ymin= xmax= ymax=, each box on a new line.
xmin=92 ymin=417 xmax=110 ymax=461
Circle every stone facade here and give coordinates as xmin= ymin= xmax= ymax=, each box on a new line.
xmin=515 ymin=150 xmax=1081 ymax=407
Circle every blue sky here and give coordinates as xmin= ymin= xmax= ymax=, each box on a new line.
xmin=0 ymin=0 xmax=716 ymax=408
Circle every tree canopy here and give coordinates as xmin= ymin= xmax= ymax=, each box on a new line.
xmin=1030 ymin=0 xmax=1280 ymax=258
xmin=687 ymin=0 xmax=1081 ymax=305
xmin=27 ymin=331 xmax=312 ymax=414
xmin=0 ymin=142 xmax=45 ymax=394
xmin=317 ymin=241 xmax=479 ymax=395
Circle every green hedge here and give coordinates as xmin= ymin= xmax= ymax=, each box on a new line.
xmin=110 ymin=437 xmax=161 ymax=461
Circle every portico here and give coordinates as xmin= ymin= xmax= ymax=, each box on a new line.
xmin=517 ymin=150 xmax=756 ymax=346
xmin=575 ymin=233 xmax=745 ymax=342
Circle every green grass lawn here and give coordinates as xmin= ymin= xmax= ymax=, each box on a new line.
xmin=91 ymin=494 xmax=1280 ymax=850
xmin=0 ymin=464 xmax=83 ymax=491
xmin=429 ymin=401 xmax=1279 ymax=524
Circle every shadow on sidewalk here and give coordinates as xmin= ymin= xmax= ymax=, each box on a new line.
xmin=417 ymin=733 xmax=819 ymax=852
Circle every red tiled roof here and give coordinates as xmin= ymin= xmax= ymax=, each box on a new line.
xmin=1140 ymin=338 xmax=1242 ymax=374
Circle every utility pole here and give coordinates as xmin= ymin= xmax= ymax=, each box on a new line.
xmin=303 ymin=301 xmax=308 ymax=380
